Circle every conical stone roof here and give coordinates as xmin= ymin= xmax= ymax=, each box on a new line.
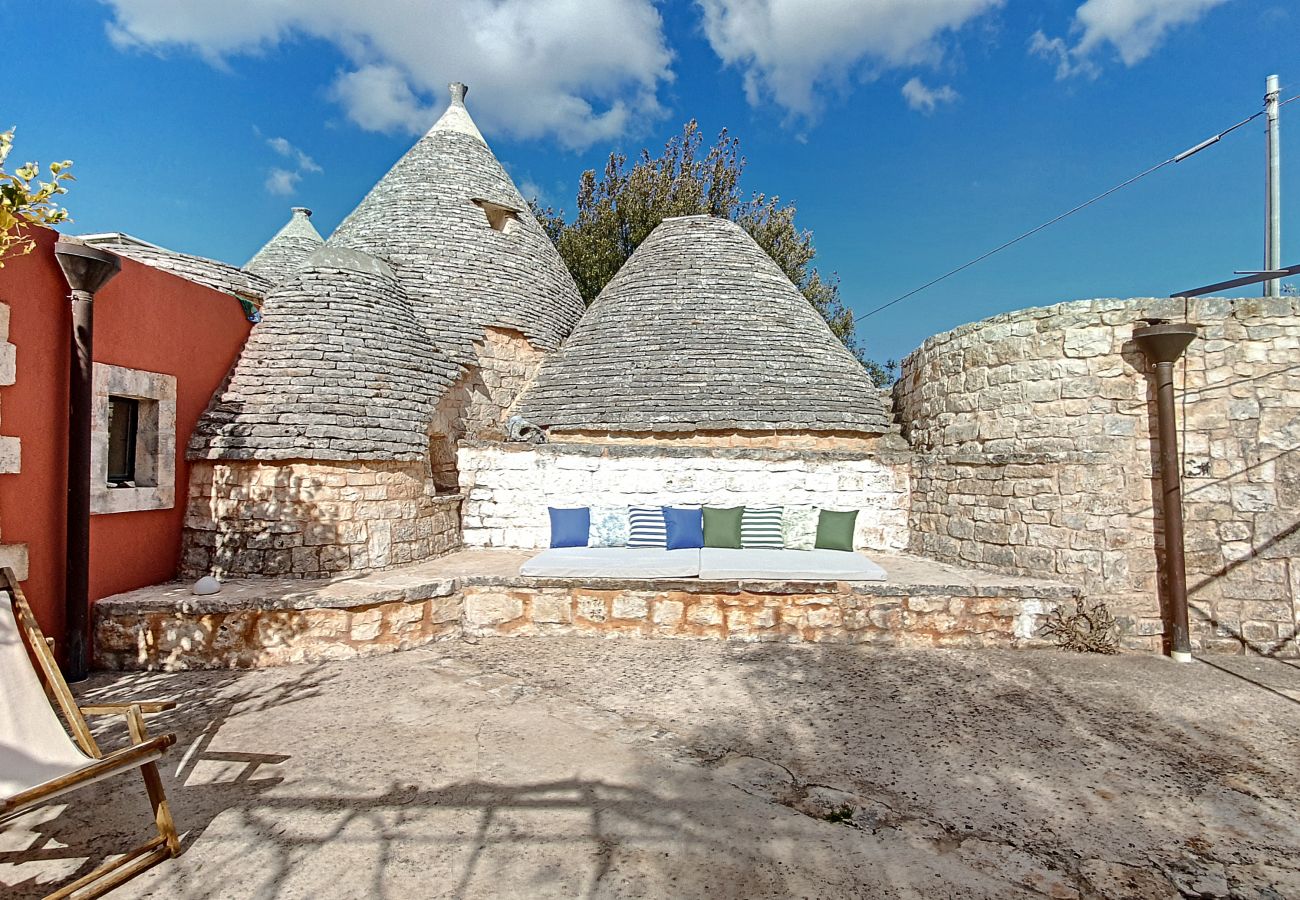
xmin=516 ymin=215 xmax=891 ymax=435
xmin=328 ymin=82 xmax=584 ymax=366
xmin=190 ymin=246 xmax=455 ymax=461
xmin=245 ymin=207 xmax=325 ymax=282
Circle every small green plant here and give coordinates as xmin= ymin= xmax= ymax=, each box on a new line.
xmin=0 ymin=127 xmax=74 ymax=267
xmin=822 ymin=804 xmax=856 ymax=824
xmin=1042 ymin=598 xmax=1120 ymax=654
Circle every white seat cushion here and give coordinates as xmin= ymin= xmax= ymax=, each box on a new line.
xmin=520 ymin=548 xmax=700 ymax=579
xmin=699 ymin=548 xmax=887 ymax=581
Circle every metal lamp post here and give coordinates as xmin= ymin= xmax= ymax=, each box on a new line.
xmin=1132 ymin=318 xmax=1198 ymax=662
xmin=53 ymin=239 xmax=120 ymax=681
xmin=1128 ymin=316 xmax=1196 ymax=660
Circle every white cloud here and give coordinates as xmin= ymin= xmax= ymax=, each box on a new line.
xmin=264 ymin=168 xmax=300 ymax=196
xmin=697 ymin=0 xmax=1001 ymax=117
xmin=901 ymin=77 xmax=959 ymax=114
xmin=330 ymin=65 xmax=432 ymax=135
xmin=101 ymin=0 xmax=674 ymax=148
xmin=266 ymin=135 xmax=321 ymax=173
xmin=1032 ymin=0 xmax=1228 ymax=79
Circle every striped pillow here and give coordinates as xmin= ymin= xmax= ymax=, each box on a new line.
xmin=627 ymin=506 xmax=668 ymax=548
xmin=741 ymin=506 xmax=785 ymax=549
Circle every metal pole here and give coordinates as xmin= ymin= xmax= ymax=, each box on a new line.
xmin=1152 ymin=359 xmax=1192 ymax=662
xmin=1265 ymin=74 xmax=1281 ymax=298
xmin=54 ymin=239 xmax=119 ymax=681
xmin=65 ymin=288 xmax=93 ymax=682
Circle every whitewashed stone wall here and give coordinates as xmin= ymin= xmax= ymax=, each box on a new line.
xmin=894 ymin=296 xmax=1299 ymax=656
xmin=459 ymin=441 xmax=911 ymax=551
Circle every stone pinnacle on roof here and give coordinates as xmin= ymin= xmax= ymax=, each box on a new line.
xmin=516 ymin=215 xmax=892 ymax=436
xmin=190 ymin=245 xmax=457 ymax=462
xmin=244 ymin=207 xmax=325 ymax=282
xmin=328 ymin=81 xmax=584 ymax=368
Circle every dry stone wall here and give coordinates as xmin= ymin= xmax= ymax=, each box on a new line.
xmin=429 ymin=326 xmax=545 ymax=489
xmin=459 ymin=441 xmax=911 ymax=552
xmin=894 ymin=296 xmax=1299 ymax=656
xmin=182 ymin=460 xmax=462 ymax=580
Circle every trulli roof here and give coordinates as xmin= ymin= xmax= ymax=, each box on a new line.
xmin=328 ymin=82 xmax=584 ymax=366
xmin=244 ymin=207 xmax=324 ymax=282
xmin=516 ymin=215 xmax=890 ymax=435
xmin=189 ymin=245 xmax=455 ymax=461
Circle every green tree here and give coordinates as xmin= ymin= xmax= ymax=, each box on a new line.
xmin=531 ymin=121 xmax=897 ymax=386
xmin=0 ymin=127 xmax=73 ymax=266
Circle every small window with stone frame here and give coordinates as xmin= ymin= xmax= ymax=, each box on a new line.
xmin=106 ymin=396 xmax=140 ymax=487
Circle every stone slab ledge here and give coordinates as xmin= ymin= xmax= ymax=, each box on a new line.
xmin=461 ymin=439 xmax=914 ymax=465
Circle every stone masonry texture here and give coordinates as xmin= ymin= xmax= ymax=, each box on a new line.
xmin=244 ymin=207 xmax=325 ymax=283
xmin=328 ymin=84 xmax=584 ymax=369
xmin=190 ymin=247 xmax=453 ymax=461
xmin=894 ymin=296 xmax=1299 ymax=656
xmin=517 ymin=215 xmax=891 ymax=435
xmin=458 ymin=440 xmax=911 ymax=552
xmin=181 ymin=460 xmax=462 ymax=580
xmin=94 ymin=550 xmax=1075 ymax=670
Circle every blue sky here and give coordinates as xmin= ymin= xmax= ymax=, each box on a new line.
xmin=7 ymin=0 xmax=1296 ymax=363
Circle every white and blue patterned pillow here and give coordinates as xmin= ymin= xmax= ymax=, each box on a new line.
xmin=741 ymin=506 xmax=785 ymax=548
xmin=781 ymin=506 xmax=818 ymax=551
xmin=590 ymin=506 xmax=631 ymax=548
xmin=627 ymin=506 xmax=668 ymax=548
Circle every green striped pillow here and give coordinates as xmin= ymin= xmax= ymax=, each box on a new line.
xmin=741 ymin=506 xmax=785 ymax=548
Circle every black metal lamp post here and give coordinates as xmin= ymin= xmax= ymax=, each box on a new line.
xmin=53 ymin=239 xmax=120 ymax=681
xmin=1132 ymin=318 xmax=1198 ymax=663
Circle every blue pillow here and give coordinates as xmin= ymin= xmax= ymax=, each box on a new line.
xmin=548 ymin=507 xmax=590 ymax=548
xmin=662 ymin=506 xmax=704 ymax=550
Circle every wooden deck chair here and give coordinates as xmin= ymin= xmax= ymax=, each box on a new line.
xmin=1 ymin=567 xmax=180 ymax=899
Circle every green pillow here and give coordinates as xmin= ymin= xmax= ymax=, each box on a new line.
xmin=702 ymin=506 xmax=744 ymax=548
xmin=815 ymin=509 xmax=858 ymax=552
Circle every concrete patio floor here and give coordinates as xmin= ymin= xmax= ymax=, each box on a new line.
xmin=2 ymin=640 xmax=1298 ymax=898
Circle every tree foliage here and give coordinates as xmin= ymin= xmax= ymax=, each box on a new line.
xmin=0 ymin=127 xmax=73 ymax=267
xmin=531 ymin=121 xmax=896 ymax=386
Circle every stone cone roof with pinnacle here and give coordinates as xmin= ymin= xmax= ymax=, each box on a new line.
xmin=328 ymin=82 xmax=584 ymax=368
xmin=190 ymin=246 xmax=455 ymax=461
xmin=516 ymin=215 xmax=891 ymax=435
xmin=244 ymin=207 xmax=325 ymax=282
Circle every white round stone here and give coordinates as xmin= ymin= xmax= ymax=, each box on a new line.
xmin=193 ymin=575 xmax=222 ymax=596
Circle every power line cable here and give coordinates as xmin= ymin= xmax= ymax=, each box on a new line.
xmin=860 ymin=96 xmax=1296 ymax=321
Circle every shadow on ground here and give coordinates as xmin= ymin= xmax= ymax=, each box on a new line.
xmin=2 ymin=640 xmax=1297 ymax=898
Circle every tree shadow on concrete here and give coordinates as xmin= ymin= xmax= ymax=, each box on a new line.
xmin=462 ymin=636 xmax=1300 ymax=898
xmin=1 ymin=653 xmax=803 ymax=900
xmin=0 ymin=663 xmax=328 ymax=898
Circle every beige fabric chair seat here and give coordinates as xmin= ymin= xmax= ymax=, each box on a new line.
xmin=1 ymin=566 xmax=181 ymax=897
xmin=0 ymin=599 xmax=96 ymax=801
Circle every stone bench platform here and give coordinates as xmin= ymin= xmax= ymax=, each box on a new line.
xmin=94 ymin=550 xmax=1082 ymax=670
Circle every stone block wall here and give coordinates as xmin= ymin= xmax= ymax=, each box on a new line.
xmin=459 ymin=440 xmax=912 ymax=551
xmin=0 ymin=301 xmax=26 ymax=579
xmin=429 ymin=326 xmax=545 ymax=488
xmin=182 ymin=460 xmax=462 ymax=579
xmin=894 ymin=296 xmax=1299 ymax=656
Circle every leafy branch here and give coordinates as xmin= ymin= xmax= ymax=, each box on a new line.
xmin=0 ymin=127 xmax=74 ymax=267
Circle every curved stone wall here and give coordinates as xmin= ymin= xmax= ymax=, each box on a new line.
xmin=894 ymin=296 xmax=1299 ymax=656
xmin=182 ymin=460 xmax=462 ymax=579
